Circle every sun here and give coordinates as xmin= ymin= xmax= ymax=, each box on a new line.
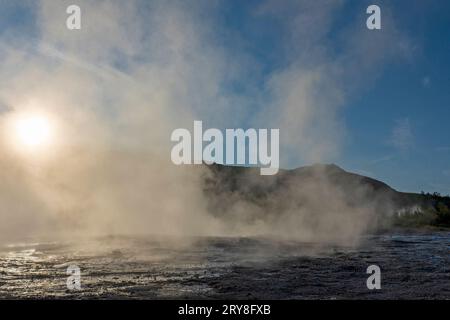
xmin=13 ymin=114 xmax=53 ymax=150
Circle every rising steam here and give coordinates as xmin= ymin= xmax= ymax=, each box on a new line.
xmin=0 ymin=0 xmax=410 ymax=245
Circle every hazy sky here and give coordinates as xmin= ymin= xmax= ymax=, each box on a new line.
xmin=0 ymin=0 xmax=449 ymax=195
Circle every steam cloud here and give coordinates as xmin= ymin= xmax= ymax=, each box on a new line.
xmin=0 ymin=0 xmax=410 ymax=245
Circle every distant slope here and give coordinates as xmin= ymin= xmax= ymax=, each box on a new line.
xmin=201 ymin=163 xmax=446 ymax=229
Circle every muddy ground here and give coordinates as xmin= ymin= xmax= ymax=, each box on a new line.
xmin=0 ymin=232 xmax=449 ymax=299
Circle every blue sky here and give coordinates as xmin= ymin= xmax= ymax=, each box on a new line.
xmin=0 ymin=0 xmax=449 ymax=195
xmin=220 ymin=0 xmax=450 ymax=194
xmin=338 ymin=1 xmax=450 ymax=194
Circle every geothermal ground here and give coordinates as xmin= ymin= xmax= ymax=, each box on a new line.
xmin=0 ymin=232 xmax=449 ymax=299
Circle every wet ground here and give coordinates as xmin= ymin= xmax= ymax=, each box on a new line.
xmin=0 ymin=232 xmax=449 ymax=299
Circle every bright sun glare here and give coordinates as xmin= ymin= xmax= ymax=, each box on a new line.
xmin=14 ymin=114 xmax=53 ymax=149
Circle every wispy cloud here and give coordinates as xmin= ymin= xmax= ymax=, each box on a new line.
xmin=388 ymin=118 xmax=414 ymax=152
xmin=370 ymin=154 xmax=395 ymax=165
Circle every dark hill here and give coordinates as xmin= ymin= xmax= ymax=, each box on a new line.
xmin=201 ymin=163 xmax=448 ymax=229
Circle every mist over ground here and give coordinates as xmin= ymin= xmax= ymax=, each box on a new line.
xmin=0 ymin=0 xmax=413 ymax=245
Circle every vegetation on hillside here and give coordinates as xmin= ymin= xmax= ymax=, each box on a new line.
xmin=392 ymin=192 xmax=450 ymax=228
